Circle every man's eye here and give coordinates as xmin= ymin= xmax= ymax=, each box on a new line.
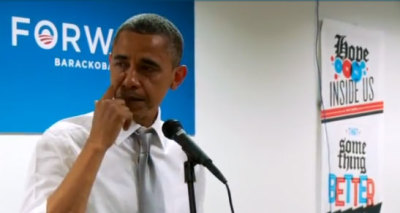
xmin=115 ymin=62 xmax=128 ymax=69
xmin=139 ymin=65 xmax=157 ymax=72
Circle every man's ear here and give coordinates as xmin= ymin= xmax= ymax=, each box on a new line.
xmin=171 ymin=65 xmax=187 ymax=90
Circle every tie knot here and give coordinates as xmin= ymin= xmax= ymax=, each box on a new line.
xmin=135 ymin=127 xmax=154 ymax=154
xmin=136 ymin=126 xmax=149 ymax=135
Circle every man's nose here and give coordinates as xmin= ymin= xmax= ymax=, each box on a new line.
xmin=123 ymin=67 xmax=140 ymax=88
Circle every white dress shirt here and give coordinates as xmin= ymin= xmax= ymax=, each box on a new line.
xmin=20 ymin=111 xmax=205 ymax=213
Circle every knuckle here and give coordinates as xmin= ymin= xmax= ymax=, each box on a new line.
xmin=102 ymin=100 xmax=111 ymax=105
xmin=116 ymin=99 xmax=125 ymax=105
xmin=110 ymin=103 xmax=119 ymax=111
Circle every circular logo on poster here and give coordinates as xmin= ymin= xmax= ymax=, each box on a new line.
xmin=34 ymin=20 xmax=58 ymax=49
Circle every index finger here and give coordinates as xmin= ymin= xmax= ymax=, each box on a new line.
xmin=102 ymin=73 xmax=126 ymax=100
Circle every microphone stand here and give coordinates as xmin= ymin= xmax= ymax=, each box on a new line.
xmin=184 ymin=157 xmax=197 ymax=213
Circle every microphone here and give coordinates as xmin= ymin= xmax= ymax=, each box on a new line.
xmin=162 ymin=119 xmax=227 ymax=184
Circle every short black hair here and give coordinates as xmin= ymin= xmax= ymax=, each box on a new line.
xmin=113 ymin=13 xmax=184 ymax=67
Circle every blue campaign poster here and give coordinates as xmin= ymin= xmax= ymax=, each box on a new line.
xmin=0 ymin=1 xmax=195 ymax=134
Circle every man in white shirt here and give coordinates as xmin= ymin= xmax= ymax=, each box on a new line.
xmin=21 ymin=13 xmax=205 ymax=213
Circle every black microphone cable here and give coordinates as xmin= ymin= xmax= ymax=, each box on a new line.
xmin=225 ymin=183 xmax=235 ymax=213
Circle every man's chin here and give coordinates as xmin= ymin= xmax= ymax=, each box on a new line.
xmin=126 ymin=103 xmax=155 ymax=116
xmin=126 ymin=102 xmax=145 ymax=113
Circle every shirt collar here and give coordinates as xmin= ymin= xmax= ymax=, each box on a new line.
xmin=114 ymin=109 xmax=165 ymax=148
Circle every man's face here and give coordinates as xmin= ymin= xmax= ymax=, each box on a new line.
xmin=110 ymin=31 xmax=185 ymax=123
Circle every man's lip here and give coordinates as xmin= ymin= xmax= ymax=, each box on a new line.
xmin=124 ymin=97 xmax=145 ymax=101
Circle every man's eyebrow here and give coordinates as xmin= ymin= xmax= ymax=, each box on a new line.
xmin=113 ymin=54 xmax=128 ymax=60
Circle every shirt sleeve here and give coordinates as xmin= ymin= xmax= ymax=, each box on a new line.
xmin=20 ymin=129 xmax=72 ymax=213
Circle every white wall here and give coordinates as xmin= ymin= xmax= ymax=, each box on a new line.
xmin=0 ymin=135 xmax=39 ymax=212
xmin=196 ymin=2 xmax=319 ymax=212
xmin=1 ymin=1 xmax=400 ymax=212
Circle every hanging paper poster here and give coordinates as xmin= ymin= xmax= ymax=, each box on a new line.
xmin=320 ymin=19 xmax=384 ymax=213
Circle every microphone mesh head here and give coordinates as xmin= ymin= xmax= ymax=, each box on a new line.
xmin=162 ymin=119 xmax=182 ymax=139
